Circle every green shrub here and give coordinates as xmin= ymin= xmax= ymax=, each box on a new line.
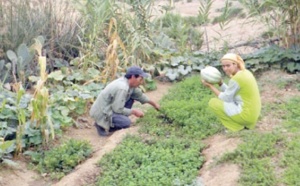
xmin=0 ymin=0 xmax=80 ymax=59
xmin=281 ymin=97 xmax=300 ymax=132
xmin=139 ymin=75 xmax=222 ymax=139
xmin=153 ymin=13 xmax=203 ymax=51
xmin=219 ymin=132 xmax=283 ymax=185
xmin=240 ymin=158 xmax=277 ymax=186
xmin=281 ymin=136 xmax=300 ymax=185
xmin=212 ymin=7 xmax=245 ymax=24
xmin=29 ymin=139 xmax=92 ymax=180
xmin=97 ymin=135 xmax=204 ymax=186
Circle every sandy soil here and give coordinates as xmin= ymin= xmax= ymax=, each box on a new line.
xmin=1 ymin=1 xmax=299 ymax=186
xmin=199 ymin=134 xmax=242 ymax=186
xmin=153 ymin=0 xmax=266 ymax=54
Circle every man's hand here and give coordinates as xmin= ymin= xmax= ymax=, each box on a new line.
xmin=153 ymin=102 xmax=160 ymax=111
xmin=148 ymin=100 xmax=160 ymax=111
xmin=132 ymin=109 xmax=145 ymax=118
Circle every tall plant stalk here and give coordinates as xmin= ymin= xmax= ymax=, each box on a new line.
xmin=123 ymin=0 xmax=155 ymax=65
xmin=74 ymin=0 xmax=155 ymax=76
xmin=198 ymin=0 xmax=214 ymax=52
xmin=101 ymin=18 xmax=128 ymax=83
xmin=238 ymin=0 xmax=300 ymax=48
xmin=73 ymin=0 xmax=115 ymax=70
xmin=30 ymin=37 xmax=54 ymax=146
xmin=14 ymin=83 xmax=26 ymax=156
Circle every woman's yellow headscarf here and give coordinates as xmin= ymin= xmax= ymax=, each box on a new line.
xmin=221 ymin=53 xmax=245 ymax=70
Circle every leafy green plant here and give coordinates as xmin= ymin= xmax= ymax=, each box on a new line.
xmin=49 ymin=87 xmax=93 ymax=129
xmin=212 ymin=7 xmax=245 ymax=25
xmin=280 ymin=97 xmax=300 ymax=132
xmin=218 ymin=132 xmax=283 ymax=185
xmin=221 ymin=132 xmax=281 ymax=161
xmin=239 ymin=158 xmax=277 ymax=186
xmin=0 ymin=0 xmax=80 ymax=61
xmin=0 ymin=60 xmax=12 ymax=85
xmin=297 ymin=83 xmax=300 ymax=91
xmin=139 ymin=75 xmax=222 ymax=139
xmin=153 ymin=12 xmax=203 ymax=52
xmin=0 ymin=85 xmax=34 ymax=156
xmin=197 ymin=0 xmax=213 ymax=52
xmin=28 ymin=139 xmax=92 ymax=180
xmin=197 ymin=0 xmax=213 ymax=25
xmin=0 ymin=86 xmax=51 ymax=160
xmin=143 ymin=78 xmax=157 ymax=91
xmin=74 ymin=0 xmax=157 ymax=79
xmin=73 ymin=0 xmax=114 ymax=69
xmin=14 ymin=84 xmax=27 ymax=156
xmin=6 ymin=43 xmax=35 ymax=85
xmin=122 ymin=0 xmax=156 ymax=66
xmin=94 ymin=75 xmax=226 ymax=185
xmin=243 ymin=45 xmax=300 ymax=73
xmin=280 ymin=135 xmax=300 ymax=185
xmin=238 ymin=0 xmax=300 ymax=48
xmin=275 ymin=77 xmax=295 ymax=89
xmin=29 ymin=37 xmax=55 ymax=147
xmin=0 ymin=139 xmax=15 ymax=163
xmin=97 ymin=135 xmax=204 ymax=186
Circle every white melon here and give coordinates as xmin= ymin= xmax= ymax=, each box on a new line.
xmin=200 ymin=66 xmax=222 ymax=84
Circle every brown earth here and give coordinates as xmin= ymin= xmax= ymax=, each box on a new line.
xmin=1 ymin=1 xmax=300 ymax=186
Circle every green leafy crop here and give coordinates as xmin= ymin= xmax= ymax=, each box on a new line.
xmin=139 ymin=75 xmax=223 ymax=139
xmin=219 ymin=132 xmax=283 ymax=185
xmin=97 ymin=135 xmax=204 ymax=186
xmin=28 ymin=139 xmax=92 ymax=180
xmin=281 ymin=136 xmax=300 ymax=185
xmin=281 ymin=97 xmax=300 ymax=132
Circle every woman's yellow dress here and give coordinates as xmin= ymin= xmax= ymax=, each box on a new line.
xmin=208 ymin=70 xmax=261 ymax=131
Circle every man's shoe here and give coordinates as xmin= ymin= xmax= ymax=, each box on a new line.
xmin=94 ymin=123 xmax=109 ymax=136
xmin=109 ymin=127 xmax=119 ymax=132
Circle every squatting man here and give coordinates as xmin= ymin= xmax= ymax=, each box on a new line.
xmin=90 ymin=66 xmax=160 ymax=136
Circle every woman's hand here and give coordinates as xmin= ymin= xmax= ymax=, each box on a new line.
xmin=218 ymin=80 xmax=223 ymax=87
xmin=201 ymin=79 xmax=221 ymax=96
xmin=201 ymin=79 xmax=213 ymax=87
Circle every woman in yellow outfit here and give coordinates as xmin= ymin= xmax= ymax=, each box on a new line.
xmin=202 ymin=53 xmax=261 ymax=131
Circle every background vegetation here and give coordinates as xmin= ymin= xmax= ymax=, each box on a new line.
xmin=97 ymin=76 xmax=220 ymax=185
xmin=98 ymin=75 xmax=300 ymax=185
xmin=0 ymin=0 xmax=300 ymax=184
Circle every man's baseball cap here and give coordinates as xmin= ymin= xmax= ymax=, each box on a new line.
xmin=126 ymin=66 xmax=149 ymax=78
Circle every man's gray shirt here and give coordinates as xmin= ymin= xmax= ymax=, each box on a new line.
xmin=89 ymin=77 xmax=149 ymax=130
